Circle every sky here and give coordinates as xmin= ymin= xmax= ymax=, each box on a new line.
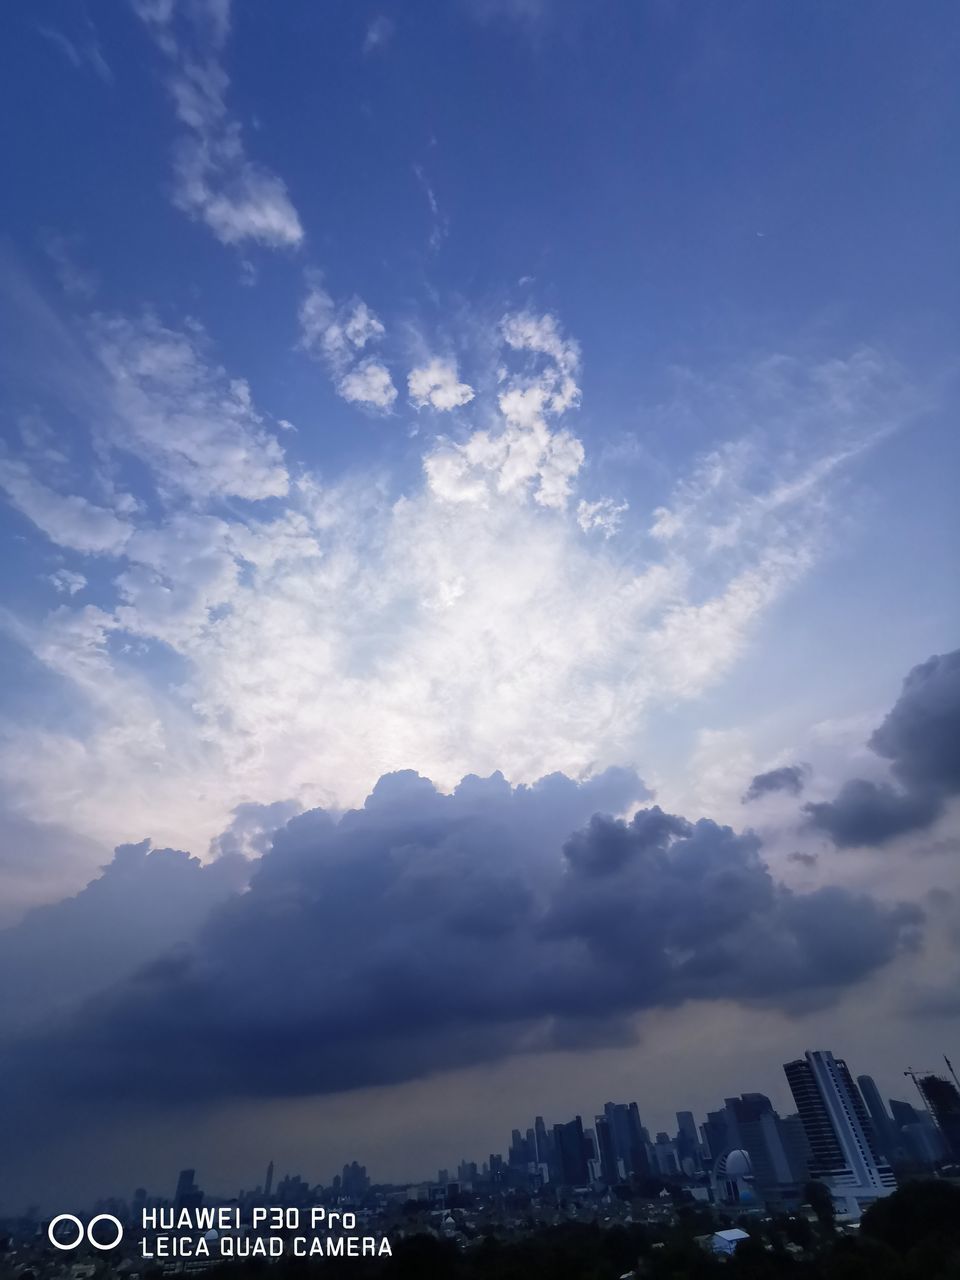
xmin=0 ymin=0 xmax=958 ymax=1212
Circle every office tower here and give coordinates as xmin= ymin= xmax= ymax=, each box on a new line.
xmin=857 ymin=1076 xmax=899 ymax=1163
xmin=508 ymin=1128 xmax=527 ymax=1169
xmin=552 ymin=1117 xmax=590 ymax=1186
xmin=779 ymin=1113 xmax=812 ymax=1184
xmin=722 ymin=1094 xmax=796 ymax=1202
xmin=534 ymin=1116 xmax=551 ymax=1166
xmin=595 ymin=1115 xmax=620 ymax=1185
xmin=702 ymin=1109 xmax=730 ymax=1162
xmin=889 ymin=1098 xmax=921 ymax=1129
xmin=264 ymin=1160 xmax=274 ymax=1199
xmin=603 ymin=1101 xmax=647 ymax=1176
xmin=916 ymin=1074 xmax=960 ymax=1161
xmin=676 ymin=1111 xmax=701 ymax=1170
xmin=174 ymin=1169 xmax=203 ymax=1212
xmin=784 ymin=1050 xmax=896 ymax=1215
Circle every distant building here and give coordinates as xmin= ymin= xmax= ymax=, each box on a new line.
xmin=552 ymin=1117 xmax=589 ymax=1186
xmin=595 ymin=1114 xmax=620 ymax=1184
xmin=916 ymin=1074 xmax=960 ymax=1162
xmin=857 ymin=1076 xmax=899 ymax=1163
xmin=784 ymin=1050 xmax=896 ymax=1216
xmin=722 ymin=1094 xmax=797 ymax=1203
xmin=174 ymin=1169 xmax=202 ymax=1212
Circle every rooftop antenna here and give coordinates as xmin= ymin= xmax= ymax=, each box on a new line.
xmin=946 ymin=1056 xmax=960 ymax=1093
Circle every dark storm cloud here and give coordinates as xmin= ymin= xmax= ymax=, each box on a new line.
xmin=742 ymin=764 xmax=809 ymax=803
xmin=804 ymin=779 xmax=941 ymax=848
xmin=870 ymin=650 xmax=960 ymax=792
xmin=3 ymin=767 xmax=921 ymax=1107
xmin=804 ymin=649 xmax=960 ymax=847
xmin=0 ymin=839 xmax=249 ymax=1035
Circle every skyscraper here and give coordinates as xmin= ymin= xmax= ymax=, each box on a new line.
xmin=857 ymin=1075 xmax=899 ymax=1163
xmin=722 ymin=1094 xmax=796 ymax=1202
xmin=594 ymin=1114 xmax=620 ymax=1185
xmin=784 ymin=1050 xmax=896 ymax=1216
xmin=916 ymin=1073 xmax=960 ymax=1161
xmin=552 ymin=1117 xmax=590 ymax=1186
xmin=264 ymin=1159 xmax=274 ymax=1198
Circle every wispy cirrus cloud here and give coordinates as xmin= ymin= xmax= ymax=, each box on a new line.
xmin=131 ymin=0 xmax=303 ymax=249
xmin=0 ymin=278 xmax=925 ymax=890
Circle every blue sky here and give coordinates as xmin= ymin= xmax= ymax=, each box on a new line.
xmin=0 ymin=0 xmax=958 ymax=1205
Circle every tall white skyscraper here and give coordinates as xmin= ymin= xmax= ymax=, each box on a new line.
xmin=784 ymin=1049 xmax=896 ymax=1216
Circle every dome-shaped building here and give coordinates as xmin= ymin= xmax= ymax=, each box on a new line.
xmin=713 ymin=1148 xmax=757 ymax=1205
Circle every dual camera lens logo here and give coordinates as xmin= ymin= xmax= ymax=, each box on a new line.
xmin=48 ymin=1214 xmax=124 ymax=1251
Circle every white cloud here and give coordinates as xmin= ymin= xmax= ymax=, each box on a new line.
xmin=424 ymin=311 xmax=584 ymax=509
xmin=577 ymin=497 xmax=628 ymax=538
xmin=408 ymin=358 xmax=474 ymax=411
xmin=49 ymin=569 xmax=88 ymax=596
xmin=94 ymin=314 xmax=289 ymax=501
xmin=0 ymin=300 xmax=917 ymax=883
xmin=0 ymin=460 xmax=131 ymax=555
xmin=299 ymin=280 xmax=397 ymax=411
xmin=337 ymin=359 xmax=398 ymax=410
xmin=131 ymin=0 xmax=303 ymax=249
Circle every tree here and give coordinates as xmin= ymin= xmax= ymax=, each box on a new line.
xmin=804 ymin=1180 xmax=835 ymax=1232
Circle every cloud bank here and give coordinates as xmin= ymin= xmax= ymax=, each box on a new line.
xmin=2 ymin=768 xmax=922 ymax=1109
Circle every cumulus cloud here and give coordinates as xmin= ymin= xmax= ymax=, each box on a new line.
xmin=408 ymin=358 xmax=474 ymax=411
xmin=131 ymin=0 xmax=303 ymax=248
xmin=577 ymin=497 xmax=628 ymax=538
xmin=338 ymin=358 xmax=398 ymax=410
xmin=0 ymin=838 xmax=249 ymax=1036
xmin=49 ymin=569 xmax=87 ymax=595
xmin=805 ymin=650 xmax=960 ymax=847
xmin=425 ymin=310 xmax=584 ymax=510
xmin=743 ymin=763 xmax=810 ymax=803
xmin=1 ymin=770 xmax=922 ymax=1105
xmin=298 ymin=279 xmax=397 ymax=410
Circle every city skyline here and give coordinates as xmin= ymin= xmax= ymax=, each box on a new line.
xmin=0 ymin=0 xmax=958 ymax=1211
xmin=11 ymin=1043 xmax=958 ymax=1217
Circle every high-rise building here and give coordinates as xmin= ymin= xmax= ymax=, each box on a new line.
xmin=784 ymin=1050 xmax=896 ymax=1215
xmin=676 ymin=1111 xmax=702 ymax=1171
xmin=594 ymin=1115 xmax=620 ymax=1185
xmin=264 ymin=1160 xmax=274 ymax=1199
xmin=857 ymin=1076 xmax=899 ymax=1163
xmin=722 ymin=1094 xmax=796 ymax=1202
xmin=603 ymin=1102 xmax=647 ymax=1176
xmin=916 ymin=1073 xmax=960 ymax=1161
xmin=702 ymin=1109 xmax=730 ymax=1163
xmin=174 ymin=1169 xmax=203 ymax=1212
xmin=552 ymin=1117 xmax=590 ymax=1186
